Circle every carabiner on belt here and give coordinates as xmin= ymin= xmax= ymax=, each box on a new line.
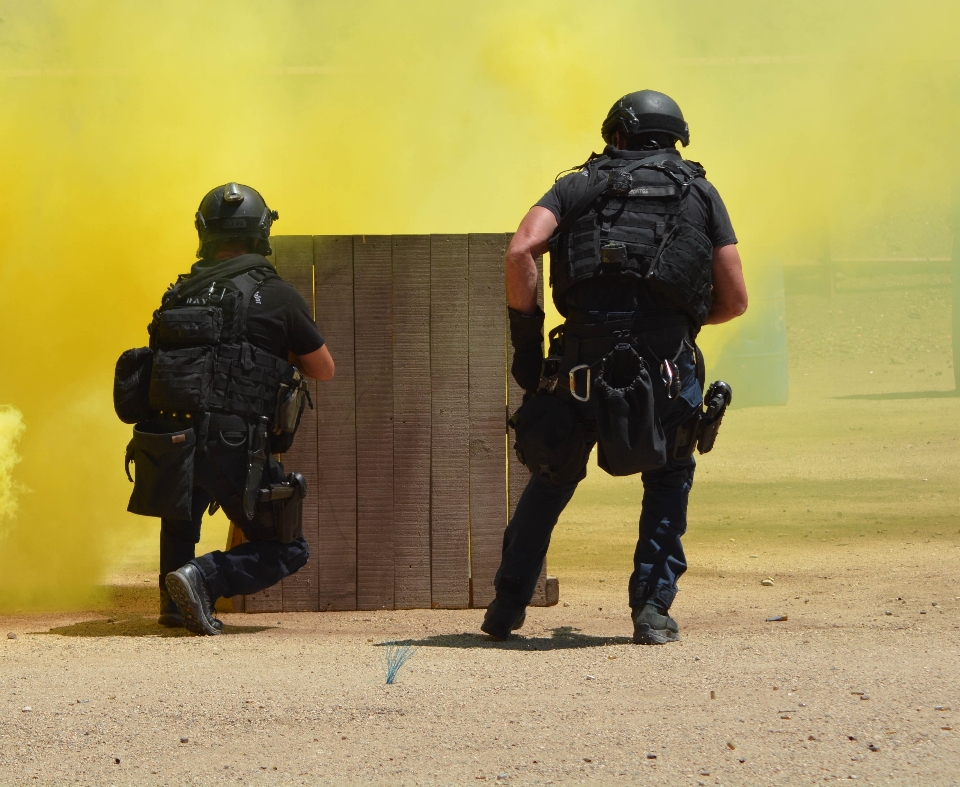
xmin=569 ymin=364 xmax=592 ymax=402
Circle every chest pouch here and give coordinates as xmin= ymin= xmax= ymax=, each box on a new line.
xmin=114 ymin=347 xmax=153 ymax=424
xmin=151 ymin=306 xmax=223 ymax=346
xmin=594 ymin=343 xmax=666 ymax=476
xmin=125 ymin=420 xmax=196 ymax=521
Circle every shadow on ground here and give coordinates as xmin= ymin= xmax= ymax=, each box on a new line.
xmin=836 ymin=389 xmax=958 ymax=400
xmin=386 ymin=626 xmax=632 ymax=651
xmin=43 ymin=617 xmax=271 ymax=638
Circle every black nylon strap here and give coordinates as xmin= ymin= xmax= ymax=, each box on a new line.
xmin=167 ymin=254 xmax=276 ymax=304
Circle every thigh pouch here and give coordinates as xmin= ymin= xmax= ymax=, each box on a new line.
xmin=244 ymin=472 xmax=307 ymax=543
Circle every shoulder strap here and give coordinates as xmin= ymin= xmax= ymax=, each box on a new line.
xmin=164 ymin=255 xmax=276 ymax=305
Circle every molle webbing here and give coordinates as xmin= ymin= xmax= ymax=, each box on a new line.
xmin=549 ymin=154 xmax=708 ymax=320
xmin=148 ymin=257 xmax=294 ymax=420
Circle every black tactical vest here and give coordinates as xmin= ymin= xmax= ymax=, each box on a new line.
xmin=146 ymin=254 xmax=296 ymax=422
xmin=549 ymin=152 xmax=714 ymax=325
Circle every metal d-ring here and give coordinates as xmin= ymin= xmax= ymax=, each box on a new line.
xmin=569 ymin=364 xmax=591 ymax=402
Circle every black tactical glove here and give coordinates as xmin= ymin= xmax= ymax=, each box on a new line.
xmin=509 ymin=306 xmax=545 ymax=394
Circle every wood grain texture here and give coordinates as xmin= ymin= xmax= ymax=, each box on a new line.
xmin=429 ymin=235 xmax=470 ymax=608
xmin=314 ymin=236 xmax=358 ymax=611
xmin=392 ymin=236 xmax=432 ymax=608
xmin=467 ymin=234 xmax=509 ymax=608
xmin=274 ymin=236 xmax=320 ymax=612
xmin=506 ymin=247 xmax=549 ymax=606
xmin=353 ymin=236 xmax=395 ymax=610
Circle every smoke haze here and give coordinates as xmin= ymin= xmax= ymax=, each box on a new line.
xmin=0 ymin=1 xmax=957 ymax=609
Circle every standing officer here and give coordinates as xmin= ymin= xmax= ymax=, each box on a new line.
xmin=117 ymin=183 xmax=334 ymax=635
xmin=483 ymin=91 xmax=747 ymax=644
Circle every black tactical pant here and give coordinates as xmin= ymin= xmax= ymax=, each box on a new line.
xmin=159 ymin=414 xmax=308 ymax=601
xmin=495 ymin=323 xmax=701 ymax=613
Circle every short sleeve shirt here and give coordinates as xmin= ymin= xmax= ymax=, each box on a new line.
xmin=245 ymin=277 xmax=325 ymax=360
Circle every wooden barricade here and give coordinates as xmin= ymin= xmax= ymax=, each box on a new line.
xmin=230 ymin=234 xmax=558 ymax=612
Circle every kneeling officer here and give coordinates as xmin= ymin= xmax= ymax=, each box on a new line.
xmin=115 ymin=183 xmax=334 ymax=635
xmin=485 ymin=91 xmax=747 ymax=644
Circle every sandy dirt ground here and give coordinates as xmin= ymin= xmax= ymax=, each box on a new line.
xmin=1 ymin=283 xmax=959 ymax=786
xmin=1 ymin=543 xmax=958 ymax=787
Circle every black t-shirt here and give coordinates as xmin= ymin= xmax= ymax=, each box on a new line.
xmin=536 ymin=146 xmax=737 ymax=314
xmin=191 ymin=258 xmax=325 ymax=360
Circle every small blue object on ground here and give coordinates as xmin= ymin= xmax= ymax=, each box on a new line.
xmin=382 ymin=641 xmax=416 ymax=684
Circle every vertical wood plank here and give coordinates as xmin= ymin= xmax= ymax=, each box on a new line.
xmin=392 ymin=235 xmax=433 ymax=608
xmin=354 ymin=236 xmax=395 ymax=610
xmin=467 ymin=234 xmax=509 ymax=608
xmin=275 ymin=235 xmax=320 ymax=611
xmin=314 ymin=236 xmax=358 ymax=611
xmin=430 ymin=234 xmax=470 ymax=608
xmin=506 ymin=246 xmax=549 ymax=606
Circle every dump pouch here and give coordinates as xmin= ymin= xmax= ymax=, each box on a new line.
xmin=511 ymin=392 xmax=594 ymax=485
xmin=247 ymin=472 xmax=307 ymax=543
xmin=114 ymin=347 xmax=153 ymax=424
xmin=593 ymin=343 xmax=666 ymax=475
xmin=126 ymin=421 xmax=196 ymax=520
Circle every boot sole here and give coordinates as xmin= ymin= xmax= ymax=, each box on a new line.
xmin=165 ymin=573 xmax=221 ymax=636
xmin=632 ymin=625 xmax=681 ymax=645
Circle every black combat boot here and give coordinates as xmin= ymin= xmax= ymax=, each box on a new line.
xmin=159 ymin=574 xmax=222 ymax=631
xmin=480 ymin=596 xmax=527 ymax=641
xmin=632 ymin=603 xmax=680 ymax=645
xmin=164 ymin=564 xmax=222 ymax=636
xmin=158 ymin=578 xmax=184 ymax=628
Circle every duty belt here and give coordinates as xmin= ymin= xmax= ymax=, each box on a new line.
xmin=538 ymin=317 xmax=695 ymax=403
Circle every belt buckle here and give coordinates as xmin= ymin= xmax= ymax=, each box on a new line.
xmin=569 ymin=364 xmax=591 ymax=402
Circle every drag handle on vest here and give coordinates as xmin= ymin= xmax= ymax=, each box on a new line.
xmin=697 ymin=381 xmax=732 ymax=454
xmin=243 ymin=416 xmax=270 ymax=520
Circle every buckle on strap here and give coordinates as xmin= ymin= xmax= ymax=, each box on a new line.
xmin=569 ymin=364 xmax=592 ymax=402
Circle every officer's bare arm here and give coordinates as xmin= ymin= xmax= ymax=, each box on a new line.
xmin=291 ymin=344 xmax=335 ymax=381
xmin=704 ymin=244 xmax=748 ymax=325
xmin=506 ymin=206 xmax=557 ymax=315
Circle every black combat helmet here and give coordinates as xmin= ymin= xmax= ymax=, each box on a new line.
xmin=600 ymin=90 xmax=690 ymax=147
xmin=195 ymin=182 xmax=279 ymax=258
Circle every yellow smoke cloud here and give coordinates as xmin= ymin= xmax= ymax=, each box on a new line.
xmin=0 ymin=1 xmax=956 ymax=609
xmin=0 ymin=406 xmax=25 ymax=532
